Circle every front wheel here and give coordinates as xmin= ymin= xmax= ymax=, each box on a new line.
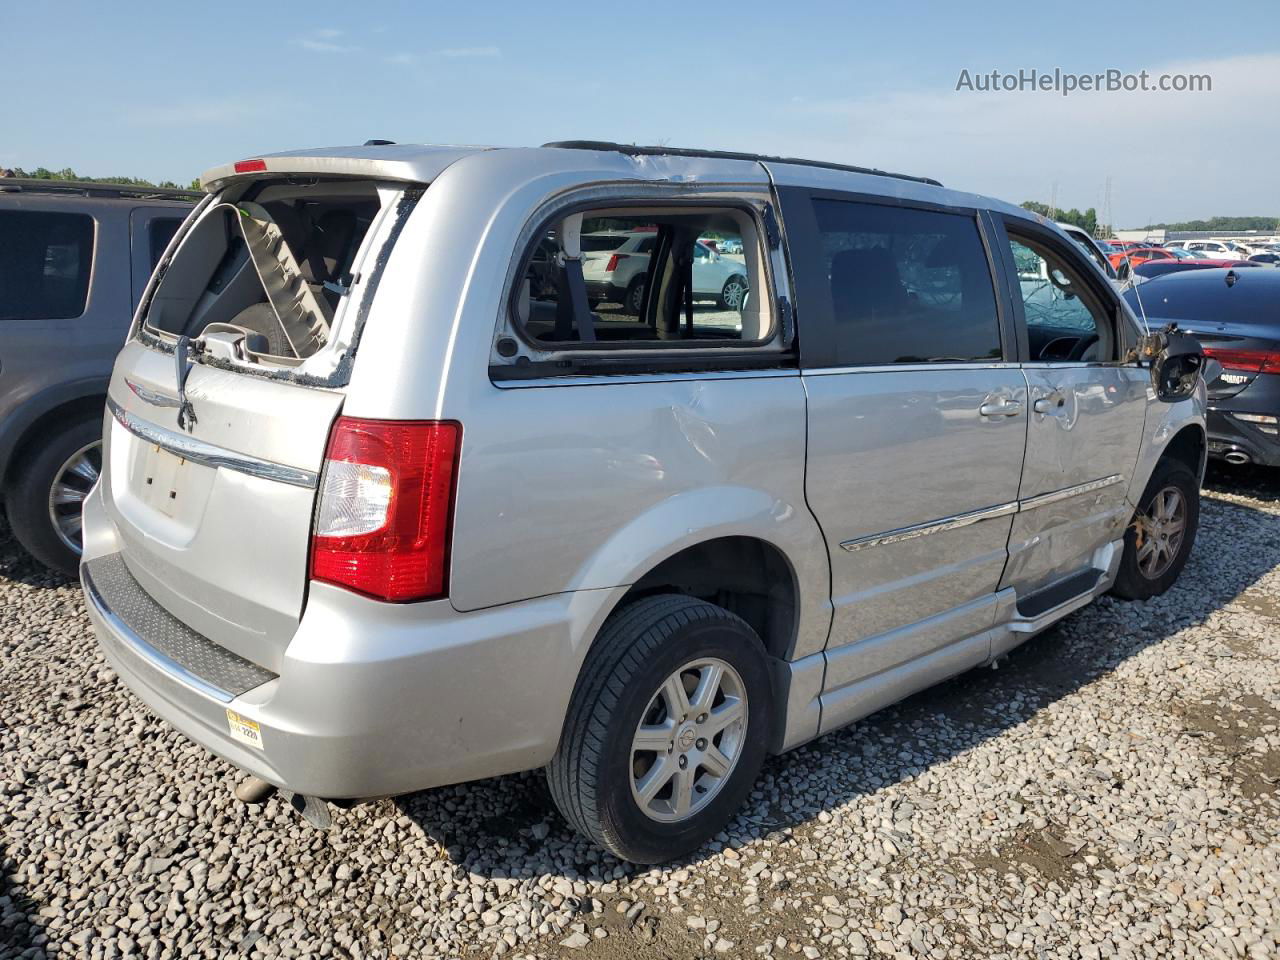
xmin=1111 ymin=459 xmax=1199 ymax=600
xmin=718 ymin=275 xmax=749 ymax=311
xmin=547 ymin=595 xmax=772 ymax=863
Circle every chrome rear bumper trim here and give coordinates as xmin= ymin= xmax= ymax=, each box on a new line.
xmin=108 ymin=397 xmax=318 ymax=489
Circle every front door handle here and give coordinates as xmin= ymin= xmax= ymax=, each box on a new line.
xmin=1033 ymin=391 xmax=1067 ymax=415
xmin=979 ymin=398 xmax=1023 ymax=418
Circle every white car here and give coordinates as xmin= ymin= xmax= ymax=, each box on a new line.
xmin=1166 ymin=239 xmax=1249 ymax=258
xmin=581 ymin=231 xmax=750 ymax=313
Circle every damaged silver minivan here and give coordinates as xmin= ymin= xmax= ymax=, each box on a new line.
xmin=82 ymin=141 xmax=1209 ymax=863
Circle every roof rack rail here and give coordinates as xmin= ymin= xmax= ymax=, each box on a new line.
xmin=0 ymin=178 xmax=201 ymax=201
xmin=541 ymin=140 xmax=942 ymax=187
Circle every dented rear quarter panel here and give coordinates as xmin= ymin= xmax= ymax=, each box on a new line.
xmin=342 ymin=148 xmax=833 ymax=659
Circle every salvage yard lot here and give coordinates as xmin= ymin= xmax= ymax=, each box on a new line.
xmin=2 ymin=470 xmax=1278 ymax=960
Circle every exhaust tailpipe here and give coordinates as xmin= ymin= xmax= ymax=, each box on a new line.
xmin=1224 ymin=451 xmax=1251 ymax=465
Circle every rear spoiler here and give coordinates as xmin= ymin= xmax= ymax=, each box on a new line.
xmin=201 ymin=145 xmax=493 ymax=191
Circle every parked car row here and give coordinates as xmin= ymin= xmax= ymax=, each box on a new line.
xmin=578 ymin=227 xmax=750 ymax=314
xmin=1125 ymin=267 xmax=1280 ymax=468
xmin=0 ymin=178 xmax=198 ymax=573
xmin=0 ymin=141 xmax=1248 ymax=864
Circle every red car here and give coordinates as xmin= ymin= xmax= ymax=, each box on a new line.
xmin=1106 ymin=239 xmax=1151 ymax=252
xmin=1107 ymin=246 xmax=1177 ymax=270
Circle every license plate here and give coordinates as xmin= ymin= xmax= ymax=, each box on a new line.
xmin=142 ymin=444 xmax=187 ymax=517
xmin=226 ymin=710 xmax=264 ymax=750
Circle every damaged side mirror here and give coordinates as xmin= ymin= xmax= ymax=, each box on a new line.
xmin=1140 ymin=324 xmax=1205 ymax=402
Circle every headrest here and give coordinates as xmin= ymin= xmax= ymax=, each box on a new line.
xmin=559 ymin=214 xmax=583 ymax=260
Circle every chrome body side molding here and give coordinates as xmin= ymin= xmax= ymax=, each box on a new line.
xmin=839 ymin=474 xmax=1125 ymax=552
xmin=839 ymin=501 xmax=1019 ymax=552
xmin=108 ymin=398 xmax=319 ymax=489
xmin=1018 ymin=474 xmax=1124 ymax=511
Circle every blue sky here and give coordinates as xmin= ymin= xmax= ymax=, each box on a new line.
xmin=5 ymin=0 xmax=1278 ymax=226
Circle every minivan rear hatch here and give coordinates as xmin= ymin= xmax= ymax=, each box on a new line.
xmin=100 ymin=159 xmax=439 ymax=672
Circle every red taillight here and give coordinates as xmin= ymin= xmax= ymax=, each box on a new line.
xmin=310 ymin=417 xmax=461 ymax=602
xmin=605 ymin=253 xmax=628 ymax=272
xmin=234 ymin=158 xmax=268 ymax=174
xmin=1201 ymin=346 xmax=1280 ymax=374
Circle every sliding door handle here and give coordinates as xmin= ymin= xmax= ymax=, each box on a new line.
xmin=1033 ymin=391 xmax=1067 ymax=415
xmin=979 ymin=398 xmax=1023 ymax=418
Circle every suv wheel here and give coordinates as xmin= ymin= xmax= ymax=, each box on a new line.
xmin=1111 ymin=458 xmax=1199 ymax=600
xmin=547 ymin=594 xmax=772 ymax=863
xmin=718 ymin=276 xmax=749 ymax=311
xmin=6 ymin=417 xmax=102 ymax=577
xmin=624 ymin=277 xmax=646 ymax=315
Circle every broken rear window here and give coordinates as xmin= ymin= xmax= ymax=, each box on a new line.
xmin=142 ymin=179 xmax=386 ymax=365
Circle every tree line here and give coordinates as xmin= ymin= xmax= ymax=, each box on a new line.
xmin=1 ymin=166 xmax=201 ymax=191
xmin=1019 ymin=202 xmax=1103 ymax=236
xmin=1020 ymin=201 xmax=1277 ymax=236
xmin=1138 ymin=215 xmax=1278 ymax=232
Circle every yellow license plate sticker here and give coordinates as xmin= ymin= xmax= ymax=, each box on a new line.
xmin=226 ymin=709 xmax=264 ymax=750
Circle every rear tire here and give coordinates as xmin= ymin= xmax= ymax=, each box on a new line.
xmin=623 ymin=277 xmax=646 ymax=315
xmin=547 ymin=594 xmax=772 ymax=864
xmin=1111 ymin=459 xmax=1199 ymax=600
xmin=6 ymin=416 xmax=102 ymax=577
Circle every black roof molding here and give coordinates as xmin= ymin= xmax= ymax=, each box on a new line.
xmin=542 ymin=140 xmax=942 ymax=187
xmin=0 ymin=178 xmax=201 ymax=201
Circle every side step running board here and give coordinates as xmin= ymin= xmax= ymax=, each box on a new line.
xmin=1009 ymin=568 xmax=1105 ymax=633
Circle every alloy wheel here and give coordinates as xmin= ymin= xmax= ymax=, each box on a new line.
xmin=1136 ymin=485 xmax=1186 ymax=579
xmin=628 ymin=281 xmax=646 ymax=314
xmin=47 ymin=440 xmax=101 ymax=554
xmin=722 ymin=278 xmax=747 ymax=311
xmin=629 ymin=658 xmax=748 ymax=823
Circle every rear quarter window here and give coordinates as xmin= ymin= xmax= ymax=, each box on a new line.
xmin=148 ymin=217 xmax=184 ymax=270
xmin=502 ymin=203 xmax=774 ymax=367
xmin=0 ymin=210 xmax=95 ymax=320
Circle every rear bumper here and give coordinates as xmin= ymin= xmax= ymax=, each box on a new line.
xmin=1206 ymin=408 xmax=1280 ymax=467
xmin=80 ymin=484 xmax=624 ymax=798
xmin=584 ymin=279 xmax=625 ymax=302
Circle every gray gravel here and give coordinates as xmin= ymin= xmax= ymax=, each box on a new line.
xmin=2 ymin=467 xmax=1278 ymax=959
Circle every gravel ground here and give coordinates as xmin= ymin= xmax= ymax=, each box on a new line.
xmin=2 ymin=466 xmax=1278 ymax=960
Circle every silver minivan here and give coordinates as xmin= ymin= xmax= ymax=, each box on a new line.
xmin=82 ymin=141 xmax=1209 ymax=863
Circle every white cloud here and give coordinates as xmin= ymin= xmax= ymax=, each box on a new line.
xmin=744 ymin=53 xmax=1280 ymax=225
xmin=382 ymin=45 xmax=501 ymax=67
xmin=435 ymin=46 xmax=501 ymax=59
xmin=294 ymin=29 xmax=359 ymax=53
